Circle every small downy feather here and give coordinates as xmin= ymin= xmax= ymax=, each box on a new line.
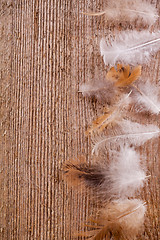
xmin=79 ymin=65 xmax=141 ymax=105
xmin=82 ymin=0 xmax=158 ymax=26
xmin=86 ymin=92 xmax=131 ymax=135
xmin=79 ymin=79 xmax=116 ymax=104
xmin=132 ymin=81 xmax=160 ymax=114
xmin=64 ymin=146 xmax=147 ymax=200
xmin=92 ymin=119 xmax=160 ymax=154
xmin=100 ymin=30 xmax=160 ymax=66
xmin=83 ymin=199 xmax=146 ymax=240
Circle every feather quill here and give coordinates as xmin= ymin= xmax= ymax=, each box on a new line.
xmin=64 ymin=146 xmax=147 ymax=200
xmin=100 ymin=30 xmax=160 ymax=66
xmin=82 ymin=0 xmax=158 ymax=26
xmin=92 ymin=120 xmax=160 ymax=154
xmin=84 ymin=199 xmax=146 ymax=240
xmin=132 ymin=81 xmax=160 ymax=114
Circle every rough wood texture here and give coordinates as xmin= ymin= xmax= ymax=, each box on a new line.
xmin=0 ymin=0 xmax=160 ymax=239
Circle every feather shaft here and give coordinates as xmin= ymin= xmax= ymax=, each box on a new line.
xmin=92 ymin=131 xmax=160 ymax=155
xmin=81 ymin=11 xmax=106 ymax=16
xmin=116 ymin=202 xmax=146 ymax=220
xmin=82 ymin=9 xmax=159 ymax=18
xmin=126 ymin=38 xmax=160 ymax=52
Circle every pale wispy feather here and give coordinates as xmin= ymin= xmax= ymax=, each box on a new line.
xmin=79 ymin=79 xmax=115 ymax=104
xmin=133 ymin=81 xmax=160 ymax=114
xmin=100 ymin=30 xmax=160 ymax=66
xmin=92 ymin=120 xmax=160 ymax=154
xmin=82 ymin=0 xmax=158 ymax=26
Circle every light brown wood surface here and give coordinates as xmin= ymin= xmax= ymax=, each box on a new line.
xmin=0 ymin=0 xmax=160 ymax=239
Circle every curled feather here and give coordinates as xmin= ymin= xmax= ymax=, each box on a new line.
xmin=100 ymin=30 xmax=160 ymax=66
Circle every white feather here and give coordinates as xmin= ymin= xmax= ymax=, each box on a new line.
xmin=92 ymin=120 xmax=160 ymax=154
xmin=79 ymin=80 xmax=115 ymax=103
xmin=106 ymin=146 xmax=146 ymax=198
xmin=83 ymin=0 xmax=158 ymax=26
xmin=106 ymin=0 xmax=158 ymax=26
xmin=133 ymin=81 xmax=160 ymax=114
xmin=100 ymin=30 xmax=160 ymax=66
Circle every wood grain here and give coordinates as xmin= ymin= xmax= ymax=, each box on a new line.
xmin=0 ymin=0 xmax=160 ymax=239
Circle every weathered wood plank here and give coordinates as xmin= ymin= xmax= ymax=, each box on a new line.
xmin=0 ymin=0 xmax=160 ymax=239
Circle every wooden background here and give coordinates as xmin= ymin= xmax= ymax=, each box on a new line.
xmin=0 ymin=0 xmax=160 ymax=239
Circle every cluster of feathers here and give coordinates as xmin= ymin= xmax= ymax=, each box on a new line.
xmin=64 ymin=0 xmax=160 ymax=239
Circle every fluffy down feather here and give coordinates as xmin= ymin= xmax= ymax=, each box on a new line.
xmin=79 ymin=64 xmax=141 ymax=105
xmin=82 ymin=0 xmax=158 ymax=26
xmin=64 ymin=146 xmax=147 ymax=200
xmin=108 ymin=145 xmax=146 ymax=199
xmin=100 ymin=30 xmax=160 ymax=66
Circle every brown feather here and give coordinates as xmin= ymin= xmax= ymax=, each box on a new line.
xmin=63 ymin=161 xmax=107 ymax=193
xmin=93 ymin=222 xmax=127 ymax=240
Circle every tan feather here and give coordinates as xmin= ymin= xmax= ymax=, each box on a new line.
xmin=106 ymin=65 xmax=141 ymax=87
xmin=63 ymin=161 xmax=86 ymax=188
xmin=85 ymin=110 xmax=117 ymax=135
xmin=84 ymin=200 xmax=146 ymax=240
xmin=86 ymin=92 xmax=131 ymax=135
